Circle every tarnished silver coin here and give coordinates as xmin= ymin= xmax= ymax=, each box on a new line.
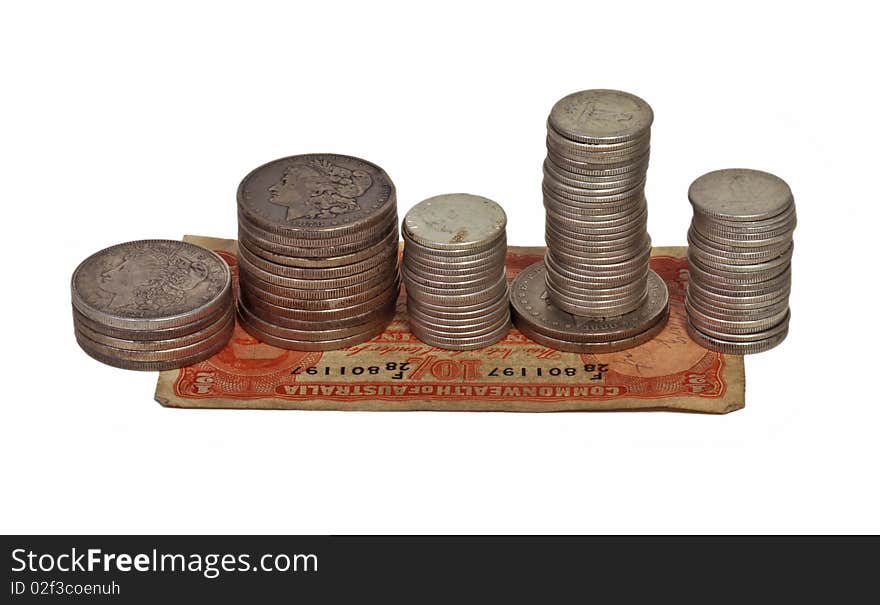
xmin=516 ymin=308 xmax=668 ymax=354
xmin=546 ymin=138 xmax=650 ymax=165
xmin=402 ymin=265 xmax=504 ymax=290
xmin=72 ymin=301 xmax=231 ymax=342
xmin=403 ymin=194 xmax=507 ymax=252
xmin=686 ymin=320 xmax=789 ymax=355
xmin=685 ymin=300 xmax=790 ymax=340
xmin=687 ymin=311 xmax=791 ymax=343
xmin=545 ymin=268 xmax=647 ymax=299
xmin=686 ymin=256 xmax=791 ymax=286
xmin=688 ymin=238 xmax=791 ymax=268
xmin=544 ymin=193 xmax=645 ymax=218
xmin=237 ymin=310 xmax=390 ymax=352
xmin=409 ymin=320 xmax=511 ymax=351
xmin=690 ymin=264 xmax=791 ymax=296
xmin=403 ymin=239 xmax=506 ymax=266
xmin=72 ymin=240 xmax=232 ymax=332
xmin=241 ymin=287 xmax=399 ymax=327
xmin=74 ymin=307 xmax=234 ymax=352
xmin=75 ymin=332 xmax=231 ymax=371
xmin=547 ymin=216 xmax=646 ymax=243
xmin=238 ymin=235 xmax=398 ymax=280
xmin=237 ymin=154 xmax=397 ymax=238
xmin=407 ymin=301 xmax=510 ymax=330
xmin=242 ymin=273 xmax=400 ymax=311
xmin=237 ymin=205 xmax=397 ymax=248
xmin=241 ymin=294 xmax=396 ymax=331
xmin=406 ymin=292 xmax=510 ymax=322
xmin=241 ymin=262 xmax=397 ymax=300
xmin=688 ymin=227 xmax=792 ymax=258
xmin=546 ymin=226 xmax=647 ymax=255
xmin=548 ymin=236 xmax=651 ymax=266
xmin=402 ymin=237 xmax=507 ymax=266
xmin=75 ymin=314 xmax=234 ymax=365
xmin=238 ymin=247 xmax=397 ymax=289
xmin=686 ymin=298 xmax=790 ymax=326
xmin=546 ymin=258 xmax=649 ymax=289
xmin=546 ymin=215 xmax=649 ymax=241
xmin=687 ymin=295 xmax=791 ymax=322
xmin=687 ymin=282 xmax=790 ymax=312
xmin=545 ymin=245 xmax=651 ymax=277
xmin=546 ymin=127 xmax=651 ymax=152
xmin=403 ymin=253 xmax=506 ymax=278
xmin=237 ymin=302 xmax=394 ymax=343
xmin=687 ymin=243 xmax=793 ymax=273
xmin=239 ymin=226 xmax=399 ymax=269
xmin=543 ymin=189 xmax=645 ymax=212
xmin=409 ymin=312 xmax=511 ymax=339
xmin=687 ymin=277 xmax=791 ymax=308
xmin=547 ymin=203 xmax=647 ymax=231
xmin=548 ymin=89 xmax=654 ymax=144
xmin=543 ymin=183 xmax=645 ymax=205
xmin=545 ymin=281 xmax=647 ymax=318
xmin=689 ymin=169 xmax=794 ymax=223
xmin=406 ymin=273 xmax=508 ymax=307
xmin=692 ymin=207 xmax=797 ymax=238
xmin=239 ymin=217 xmax=396 ymax=258
xmin=546 ymin=150 xmax=650 ymax=178
xmin=511 ymin=262 xmax=668 ymax=345
xmin=547 ymin=284 xmax=648 ymax=316
xmin=544 ymin=161 xmax=647 ymax=190
xmin=402 ymin=261 xmax=504 ymax=289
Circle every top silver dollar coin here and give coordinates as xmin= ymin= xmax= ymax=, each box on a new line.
xmin=548 ymin=89 xmax=654 ymax=144
xmin=71 ymin=240 xmax=231 ymax=330
xmin=237 ymin=154 xmax=396 ymax=237
xmin=403 ymin=193 xmax=507 ymax=251
xmin=688 ymin=169 xmax=794 ymax=222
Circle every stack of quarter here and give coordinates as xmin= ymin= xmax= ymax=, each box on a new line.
xmin=513 ymin=89 xmax=669 ymax=352
xmin=686 ymin=169 xmax=796 ymax=354
xmin=71 ymin=240 xmax=234 ymax=370
xmin=401 ymin=194 xmax=511 ymax=350
xmin=236 ymin=154 xmax=400 ymax=351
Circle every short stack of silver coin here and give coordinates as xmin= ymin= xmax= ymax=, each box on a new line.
xmin=401 ymin=194 xmax=511 ymax=350
xmin=72 ymin=240 xmax=234 ymax=371
xmin=542 ymin=89 xmax=655 ymax=318
xmin=686 ymin=169 xmax=796 ymax=354
xmin=236 ymin=154 xmax=401 ymax=351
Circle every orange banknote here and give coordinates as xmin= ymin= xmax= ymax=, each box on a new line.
xmin=155 ymin=235 xmax=744 ymax=413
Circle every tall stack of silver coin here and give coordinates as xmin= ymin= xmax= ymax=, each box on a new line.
xmin=402 ymin=194 xmax=511 ymax=350
xmin=685 ymin=169 xmax=796 ymax=354
xmin=543 ymin=89 xmax=654 ymax=317
xmin=72 ymin=240 xmax=234 ymax=370
xmin=512 ymin=89 xmax=669 ymax=352
xmin=236 ymin=154 xmax=400 ymax=351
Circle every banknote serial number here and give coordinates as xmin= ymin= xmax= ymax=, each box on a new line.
xmin=488 ymin=364 xmax=608 ymax=380
xmin=292 ymin=362 xmax=411 ymax=380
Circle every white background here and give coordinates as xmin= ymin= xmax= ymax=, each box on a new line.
xmin=1 ymin=1 xmax=877 ymax=534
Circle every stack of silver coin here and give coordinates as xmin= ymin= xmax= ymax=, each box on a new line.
xmin=686 ymin=169 xmax=796 ymax=354
xmin=542 ymin=89 xmax=654 ymax=318
xmin=511 ymin=89 xmax=669 ymax=353
xmin=236 ymin=154 xmax=400 ymax=351
xmin=401 ymin=194 xmax=511 ymax=350
xmin=72 ymin=240 xmax=234 ymax=370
